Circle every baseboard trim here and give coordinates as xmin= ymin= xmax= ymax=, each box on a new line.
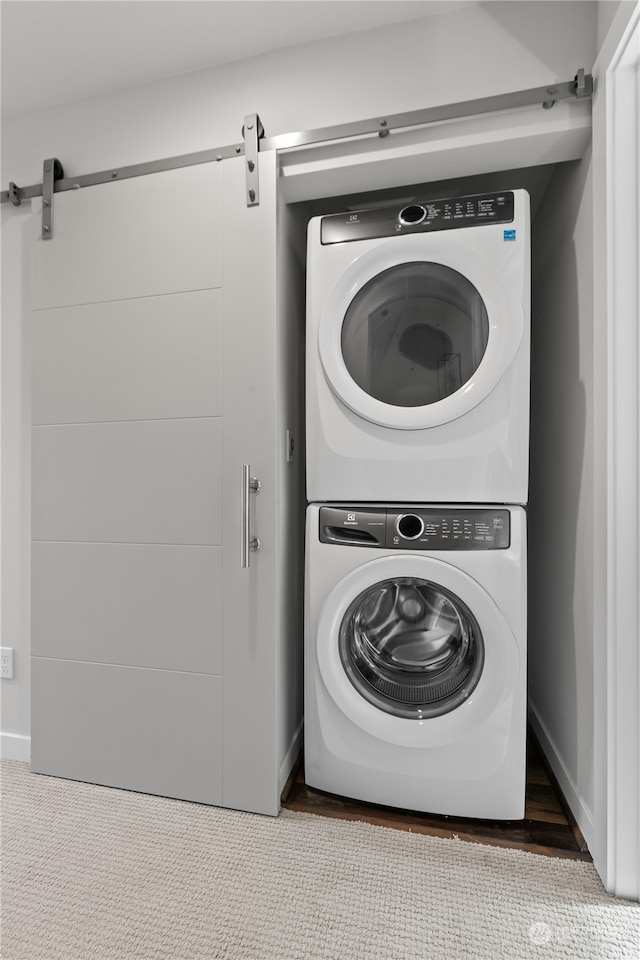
xmin=279 ymin=717 xmax=304 ymax=796
xmin=528 ymin=703 xmax=594 ymax=851
xmin=1 ymin=732 xmax=31 ymax=763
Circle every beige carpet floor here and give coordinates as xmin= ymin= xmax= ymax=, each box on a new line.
xmin=1 ymin=759 xmax=639 ymax=960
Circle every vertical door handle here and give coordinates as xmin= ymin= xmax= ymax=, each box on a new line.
xmin=241 ymin=464 xmax=261 ymax=568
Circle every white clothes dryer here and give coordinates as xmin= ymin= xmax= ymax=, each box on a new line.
xmin=306 ymin=190 xmax=530 ymax=504
xmin=304 ymin=502 xmax=527 ymax=819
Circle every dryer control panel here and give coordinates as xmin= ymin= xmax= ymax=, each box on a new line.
xmin=319 ymin=506 xmax=510 ymax=550
xmin=320 ymin=191 xmax=515 ymax=244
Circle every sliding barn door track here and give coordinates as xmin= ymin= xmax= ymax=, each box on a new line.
xmin=2 ymin=69 xmax=592 ymax=236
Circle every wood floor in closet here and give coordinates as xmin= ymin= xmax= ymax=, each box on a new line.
xmin=281 ymin=735 xmax=591 ymax=861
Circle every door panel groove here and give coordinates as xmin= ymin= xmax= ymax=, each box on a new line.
xmin=33 ymin=415 xmax=223 ymax=428
xmin=32 ymin=539 xmax=223 ymax=547
xmin=31 ymin=656 xmax=223 ymax=679
xmin=31 ymin=285 xmax=224 ymax=311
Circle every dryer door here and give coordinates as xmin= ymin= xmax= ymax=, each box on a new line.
xmin=318 ymin=235 xmax=525 ymax=430
xmin=316 ymin=554 xmax=520 ymax=747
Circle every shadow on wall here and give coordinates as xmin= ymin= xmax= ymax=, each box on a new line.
xmin=528 ymin=154 xmax=591 ymax=796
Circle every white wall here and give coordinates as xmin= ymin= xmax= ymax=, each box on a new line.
xmin=528 ymin=151 xmax=596 ymax=836
xmin=597 ymin=0 xmax=624 ymax=48
xmin=1 ymin=4 xmax=597 ymax=756
xmin=0 ymin=205 xmax=32 ymax=755
xmin=527 ymin=0 xmax=639 ymax=887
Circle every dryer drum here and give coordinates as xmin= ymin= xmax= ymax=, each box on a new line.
xmin=340 ymin=262 xmax=489 ymax=408
xmin=338 ymin=577 xmax=485 ymax=719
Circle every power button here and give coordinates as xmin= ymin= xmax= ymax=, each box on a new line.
xmin=399 ymin=205 xmax=426 ymax=225
xmin=396 ymin=514 xmax=425 ymax=540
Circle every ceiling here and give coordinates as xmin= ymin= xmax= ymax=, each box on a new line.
xmin=0 ymin=1 xmax=477 ymax=117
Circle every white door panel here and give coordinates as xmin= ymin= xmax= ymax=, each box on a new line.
xmin=220 ymin=153 xmax=280 ymax=814
xmin=32 ymin=541 xmax=222 ymax=674
xmin=32 ymin=417 xmax=222 ymax=545
xmin=32 ymin=289 xmax=223 ymax=424
xmin=31 ymin=156 xmax=281 ymax=813
xmin=31 ymin=165 xmax=223 ymax=309
xmin=32 ymin=659 xmax=223 ymax=806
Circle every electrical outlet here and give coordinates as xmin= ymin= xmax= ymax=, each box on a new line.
xmin=1 ymin=647 xmax=14 ymax=679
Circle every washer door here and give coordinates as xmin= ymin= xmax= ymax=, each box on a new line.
xmin=316 ymin=555 xmax=520 ymax=747
xmin=339 ymin=575 xmax=484 ymax=720
xmin=318 ymin=235 xmax=524 ymax=430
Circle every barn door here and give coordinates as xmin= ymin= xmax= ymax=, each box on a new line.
xmin=30 ymin=153 xmax=281 ymax=814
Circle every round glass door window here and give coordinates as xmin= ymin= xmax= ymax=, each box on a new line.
xmin=341 ymin=262 xmax=489 ymax=407
xmin=339 ymin=577 xmax=484 ymax=719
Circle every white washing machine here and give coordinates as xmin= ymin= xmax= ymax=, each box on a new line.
xmin=304 ymin=502 xmax=527 ymax=820
xmin=306 ymin=190 xmax=530 ymax=504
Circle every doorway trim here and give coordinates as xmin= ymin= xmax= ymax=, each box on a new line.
xmin=593 ymin=1 xmax=640 ymax=901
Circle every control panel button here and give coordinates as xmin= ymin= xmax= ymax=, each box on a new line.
xmin=399 ymin=205 xmax=426 ymax=225
xmin=396 ymin=514 xmax=425 ymax=540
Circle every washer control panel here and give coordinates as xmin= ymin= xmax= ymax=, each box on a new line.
xmin=319 ymin=506 xmax=510 ymax=550
xmin=320 ymin=191 xmax=515 ymax=245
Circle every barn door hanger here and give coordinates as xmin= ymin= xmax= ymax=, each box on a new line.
xmin=8 ymin=181 xmax=21 ymax=206
xmin=242 ymin=114 xmax=264 ymax=207
xmin=41 ymin=158 xmax=64 ymax=239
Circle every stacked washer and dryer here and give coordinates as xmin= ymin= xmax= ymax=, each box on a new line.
xmin=304 ymin=190 xmax=530 ymax=820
